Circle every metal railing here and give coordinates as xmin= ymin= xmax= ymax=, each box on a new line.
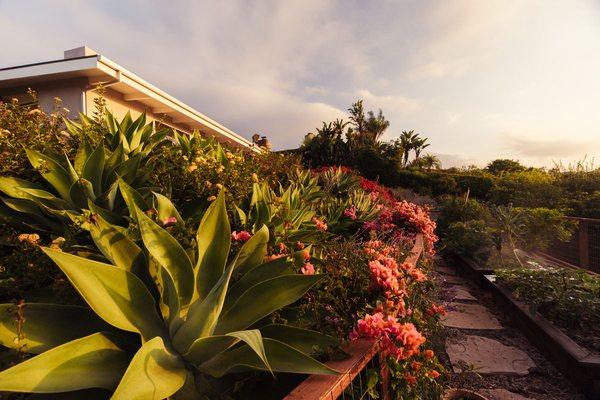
xmin=284 ymin=234 xmax=425 ymax=400
xmin=542 ymin=217 xmax=600 ymax=273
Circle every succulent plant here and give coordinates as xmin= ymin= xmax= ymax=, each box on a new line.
xmin=0 ymin=111 xmax=168 ymax=235
xmin=0 ymin=190 xmax=336 ymax=398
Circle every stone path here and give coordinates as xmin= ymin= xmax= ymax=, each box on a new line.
xmin=434 ymin=260 xmax=538 ymax=399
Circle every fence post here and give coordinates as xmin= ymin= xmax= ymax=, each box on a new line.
xmin=578 ymin=220 xmax=589 ymax=268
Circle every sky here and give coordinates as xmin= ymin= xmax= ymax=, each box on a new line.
xmin=1 ymin=0 xmax=600 ymax=168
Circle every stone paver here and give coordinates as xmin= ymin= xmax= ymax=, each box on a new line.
xmin=448 ymin=285 xmax=477 ymax=301
xmin=446 ymin=335 xmax=536 ymax=376
xmin=442 ymin=303 xmax=503 ymax=330
xmin=435 ymin=266 xmax=456 ymax=276
xmin=481 ymin=388 xmax=534 ymax=400
xmin=440 ymin=275 xmax=467 ymax=285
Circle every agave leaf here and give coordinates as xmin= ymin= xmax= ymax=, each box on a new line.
xmin=224 ymin=257 xmax=294 ymax=309
xmin=74 ymin=137 xmax=93 ymax=175
xmin=88 ymin=201 xmax=126 ymax=226
xmin=0 ymin=177 xmax=48 ymax=201
xmin=154 ymin=192 xmax=184 ymax=226
xmin=183 ymin=335 xmax=237 ymax=364
xmin=25 ymin=148 xmax=73 ymax=201
xmin=200 ymin=338 xmax=336 ymax=377
xmin=0 ymin=333 xmax=130 ymax=393
xmin=136 ymin=208 xmax=194 ymax=306
xmin=89 ymin=213 xmax=146 ymax=276
xmin=195 ymin=190 xmax=231 ymax=301
xmin=69 ymin=179 xmax=96 ymax=209
xmin=233 ymin=224 xmax=269 ymax=275
xmin=260 ymin=324 xmax=338 ymax=355
xmin=112 ymin=336 xmax=186 ymax=400
xmin=0 ymin=303 xmax=112 ymax=354
xmin=172 ymin=262 xmax=235 ymax=352
xmin=0 ymin=198 xmax=64 ymax=232
xmin=41 ymin=248 xmax=164 ymax=341
xmin=82 ymin=145 xmax=105 ymax=196
xmin=118 ymin=179 xmax=149 ymax=221
xmin=216 ymin=274 xmax=324 ymax=334
xmin=234 ymin=204 xmax=247 ymax=226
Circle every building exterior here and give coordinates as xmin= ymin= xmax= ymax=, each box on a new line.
xmin=0 ymin=46 xmax=257 ymax=151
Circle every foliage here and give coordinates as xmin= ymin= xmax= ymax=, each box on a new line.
xmin=485 ymin=159 xmax=525 ymax=175
xmin=149 ymin=130 xmax=302 ymax=218
xmin=496 ymin=266 xmax=600 ymax=353
xmin=0 ymin=91 xmax=77 ymax=182
xmin=442 ymin=220 xmax=494 ymax=262
xmin=0 ymin=191 xmax=337 ymax=398
xmin=0 ymin=111 xmax=167 ymax=236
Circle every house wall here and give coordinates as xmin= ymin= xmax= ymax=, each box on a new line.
xmin=0 ymin=77 xmax=86 ymax=118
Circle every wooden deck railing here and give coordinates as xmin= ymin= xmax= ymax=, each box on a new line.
xmin=284 ymin=234 xmax=425 ymax=400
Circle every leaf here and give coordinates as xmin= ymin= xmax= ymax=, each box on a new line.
xmin=224 ymin=258 xmax=293 ymax=309
xmin=233 ymin=224 xmax=269 ymax=275
xmin=200 ymin=338 xmax=337 ymax=377
xmin=215 ymin=274 xmax=324 ymax=334
xmin=0 ymin=303 xmax=112 ymax=354
xmin=0 ymin=177 xmax=48 ymax=201
xmin=136 ymin=208 xmax=195 ymax=306
xmin=154 ymin=192 xmax=184 ymax=226
xmin=183 ymin=335 xmax=237 ymax=365
xmin=25 ymin=148 xmax=73 ymax=200
xmin=82 ymin=145 xmax=105 ymax=196
xmin=112 ymin=336 xmax=186 ymax=400
xmin=260 ymin=324 xmax=338 ymax=355
xmin=172 ymin=263 xmax=235 ymax=353
xmin=74 ymin=138 xmax=93 ymax=175
xmin=0 ymin=333 xmax=130 ymax=393
xmin=118 ymin=179 xmax=149 ymax=221
xmin=42 ymin=248 xmax=164 ymax=341
xmin=69 ymin=179 xmax=96 ymax=209
xmin=195 ymin=189 xmax=231 ymax=301
xmin=89 ymin=213 xmax=146 ymax=276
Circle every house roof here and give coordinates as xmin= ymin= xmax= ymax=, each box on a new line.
xmin=0 ymin=47 xmax=257 ymax=151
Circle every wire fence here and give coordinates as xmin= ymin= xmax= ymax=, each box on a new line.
xmin=542 ymin=217 xmax=600 ymax=273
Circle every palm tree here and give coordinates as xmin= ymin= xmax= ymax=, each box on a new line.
xmin=399 ymin=130 xmax=417 ymax=167
xmin=417 ymin=153 xmax=441 ymax=171
xmin=412 ymin=136 xmax=430 ymax=160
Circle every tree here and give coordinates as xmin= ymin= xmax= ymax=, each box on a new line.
xmin=347 ymin=100 xmax=390 ymax=147
xmin=486 ymin=159 xmax=525 ymax=175
xmin=413 ymin=153 xmax=441 ymax=171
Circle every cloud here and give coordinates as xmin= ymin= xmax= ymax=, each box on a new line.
xmin=434 ymin=153 xmax=485 ymax=169
xmin=356 ymin=89 xmax=420 ymax=114
xmin=501 ymin=131 xmax=597 ymax=158
xmin=407 ymin=59 xmax=470 ymax=80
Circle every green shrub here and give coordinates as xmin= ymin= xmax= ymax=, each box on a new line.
xmin=496 ymin=267 xmax=600 ymax=352
xmin=0 ymin=92 xmax=77 ymax=182
xmin=441 ymin=220 xmax=494 ymax=262
xmin=491 ymin=169 xmax=562 ymax=208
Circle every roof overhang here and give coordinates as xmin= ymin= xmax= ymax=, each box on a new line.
xmin=0 ymin=53 xmax=259 ymax=152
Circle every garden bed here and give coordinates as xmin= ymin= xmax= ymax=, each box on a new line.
xmin=450 ymin=253 xmax=600 ymax=399
xmin=285 ymin=234 xmax=426 ymax=400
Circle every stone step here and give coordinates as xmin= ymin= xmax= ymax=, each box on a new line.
xmin=446 ymin=335 xmax=536 ymax=376
xmin=442 ymin=303 xmax=503 ymax=330
xmin=481 ymin=388 xmax=535 ymax=400
xmin=447 ymin=285 xmax=477 ymax=301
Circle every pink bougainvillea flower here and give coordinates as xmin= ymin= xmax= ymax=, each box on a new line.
xmin=312 ymin=217 xmax=328 ymax=231
xmin=161 ymin=216 xmax=178 ymax=227
xmin=231 ymin=230 xmax=252 ymax=242
xmin=296 ymin=241 xmax=306 ymax=250
xmin=343 ymin=205 xmax=357 ymax=220
xmin=301 ymin=262 xmax=315 ymax=275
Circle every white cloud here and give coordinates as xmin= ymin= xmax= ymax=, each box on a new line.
xmin=356 ymin=89 xmax=420 ymax=114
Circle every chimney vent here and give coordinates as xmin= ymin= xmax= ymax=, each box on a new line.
xmin=64 ymin=46 xmax=98 ymax=59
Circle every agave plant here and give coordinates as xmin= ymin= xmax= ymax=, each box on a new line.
xmin=0 ymin=111 xmax=168 ymax=235
xmin=0 ymin=190 xmax=336 ymax=398
xmin=320 ymin=188 xmax=380 ymax=234
xmin=235 ymin=171 xmax=327 ymax=245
